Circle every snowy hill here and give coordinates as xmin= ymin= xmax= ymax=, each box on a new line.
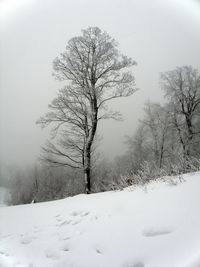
xmin=0 ymin=173 xmax=200 ymax=267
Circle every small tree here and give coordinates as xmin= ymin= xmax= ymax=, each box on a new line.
xmin=37 ymin=27 xmax=137 ymax=193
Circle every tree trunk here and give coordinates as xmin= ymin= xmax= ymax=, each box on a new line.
xmin=84 ymin=169 xmax=91 ymax=194
xmin=84 ymin=150 xmax=91 ymax=194
xmin=185 ymin=115 xmax=193 ymax=157
xmin=159 ymin=131 xmax=166 ymax=169
xmin=159 ymin=142 xmax=164 ymax=169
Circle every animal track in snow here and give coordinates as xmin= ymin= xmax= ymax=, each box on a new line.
xmin=20 ymin=235 xmax=32 ymax=245
xmin=0 ymin=251 xmax=9 ymax=257
xmin=143 ymin=228 xmax=172 ymax=237
xmin=70 ymin=210 xmax=90 ymax=217
xmin=59 ymin=220 xmax=72 ymax=226
xmin=80 ymin=211 xmax=90 ymax=217
xmin=45 ymin=249 xmax=60 ymax=260
xmin=55 ymin=210 xmax=91 ymax=228
xmin=71 ymin=219 xmax=82 ymax=225
xmin=60 ymin=235 xmax=71 ymax=241
xmin=70 ymin=211 xmax=80 ymax=216
xmin=61 ymin=243 xmax=70 ymax=252
xmin=95 ymin=248 xmax=102 ymax=254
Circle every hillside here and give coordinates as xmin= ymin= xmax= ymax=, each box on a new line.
xmin=0 ymin=173 xmax=200 ymax=267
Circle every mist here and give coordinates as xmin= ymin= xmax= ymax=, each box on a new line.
xmin=0 ymin=0 xmax=200 ymax=168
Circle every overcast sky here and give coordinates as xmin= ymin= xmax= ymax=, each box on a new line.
xmin=0 ymin=0 xmax=200 ymax=167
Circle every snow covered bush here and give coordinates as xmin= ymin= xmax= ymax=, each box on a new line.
xmin=111 ymin=157 xmax=200 ymax=190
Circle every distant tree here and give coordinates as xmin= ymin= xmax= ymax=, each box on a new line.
xmin=161 ymin=66 xmax=200 ymax=158
xmin=142 ymin=102 xmax=171 ymax=168
xmin=126 ymin=102 xmax=171 ymax=170
xmin=37 ymin=27 xmax=137 ymax=193
xmin=125 ymin=123 xmax=148 ymax=172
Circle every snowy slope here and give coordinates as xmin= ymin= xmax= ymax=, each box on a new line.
xmin=0 ymin=173 xmax=200 ymax=267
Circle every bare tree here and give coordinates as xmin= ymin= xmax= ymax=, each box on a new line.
xmin=125 ymin=123 xmax=149 ymax=172
xmin=37 ymin=27 xmax=137 ymax=193
xmin=161 ymin=66 xmax=200 ymax=158
xmin=125 ymin=102 xmax=172 ymax=173
xmin=142 ymin=102 xmax=171 ymax=168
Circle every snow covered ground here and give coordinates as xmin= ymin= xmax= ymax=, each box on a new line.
xmin=0 ymin=172 xmax=200 ymax=267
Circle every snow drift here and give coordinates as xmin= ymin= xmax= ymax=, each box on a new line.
xmin=0 ymin=172 xmax=200 ymax=267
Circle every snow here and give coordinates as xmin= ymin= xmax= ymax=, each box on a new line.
xmin=0 ymin=172 xmax=200 ymax=267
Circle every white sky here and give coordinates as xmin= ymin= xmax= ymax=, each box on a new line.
xmin=0 ymin=0 xmax=200 ymax=167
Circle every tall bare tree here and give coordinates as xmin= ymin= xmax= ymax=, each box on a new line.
xmin=161 ymin=66 xmax=200 ymax=158
xmin=37 ymin=27 xmax=137 ymax=193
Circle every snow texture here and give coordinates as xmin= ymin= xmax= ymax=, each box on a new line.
xmin=0 ymin=172 xmax=200 ymax=267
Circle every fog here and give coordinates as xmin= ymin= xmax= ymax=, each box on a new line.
xmin=0 ymin=0 xmax=200 ymax=167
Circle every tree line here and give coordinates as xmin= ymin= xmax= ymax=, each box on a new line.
xmin=124 ymin=66 xmax=200 ymax=178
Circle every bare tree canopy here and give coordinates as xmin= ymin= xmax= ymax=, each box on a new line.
xmin=161 ymin=66 xmax=200 ymax=157
xmin=124 ymin=66 xmax=200 ymax=178
xmin=37 ymin=26 xmax=137 ymax=193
